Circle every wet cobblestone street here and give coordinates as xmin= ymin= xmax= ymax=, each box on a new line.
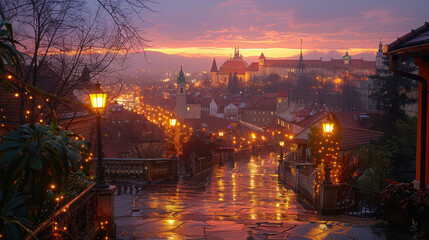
xmin=114 ymin=153 xmax=397 ymax=239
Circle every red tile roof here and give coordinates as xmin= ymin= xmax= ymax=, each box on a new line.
xmin=247 ymin=62 xmax=259 ymax=71
xmin=276 ymin=87 xmax=288 ymax=97
xmin=387 ymin=22 xmax=429 ymax=54
xmin=245 ymin=95 xmax=276 ymax=110
xmin=340 ymin=127 xmax=383 ymax=150
xmin=217 ymin=59 xmax=249 ymax=75
xmin=259 ymin=52 xmax=266 ymax=59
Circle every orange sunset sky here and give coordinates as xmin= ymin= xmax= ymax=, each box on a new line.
xmin=140 ymin=0 xmax=429 ymax=60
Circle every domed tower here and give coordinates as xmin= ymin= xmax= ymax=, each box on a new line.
xmin=175 ymin=66 xmax=187 ymax=121
xmin=343 ymin=51 xmax=351 ymax=69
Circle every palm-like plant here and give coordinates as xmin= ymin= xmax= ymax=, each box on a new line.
xmin=0 ymin=123 xmax=89 ymax=238
xmin=0 ymin=124 xmax=89 ymax=200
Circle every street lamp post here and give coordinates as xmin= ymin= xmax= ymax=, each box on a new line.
xmin=90 ymin=83 xmax=109 ymax=188
xmin=279 ymin=141 xmax=285 ymax=161
xmin=219 ymin=131 xmax=225 ymax=147
xmin=322 ymin=120 xmax=334 ymax=184
xmin=169 ymin=118 xmax=177 ymax=157
xmin=251 ymin=133 xmax=256 ymax=154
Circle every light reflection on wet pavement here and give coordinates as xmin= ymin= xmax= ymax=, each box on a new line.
xmin=114 ymin=153 xmax=388 ymax=239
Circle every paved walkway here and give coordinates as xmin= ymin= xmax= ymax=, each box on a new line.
xmin=113 ymin=153 xmax=401 ymax=239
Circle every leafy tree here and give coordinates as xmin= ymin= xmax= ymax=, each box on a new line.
xmin=356 ymin=143 xmax=391 ymax=191
xmin=313 ymin=75 xmax=334 ymax=106
xmin=182 ymin=129 xmax=221 ymax=159
xmin=357 ymin=117 xmax=416 ymax=191
xmin=228 ymin=72 xmax=239 ymax=94
xmin=264 ymin=73 xmax=281 ymax=92
xmin=384 ymin=117 xmax=417 ymax=182
xmin=370 ymin=59 xmax=417 ymax=136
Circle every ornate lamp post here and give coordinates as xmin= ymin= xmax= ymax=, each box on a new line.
xmin=279 ymin=141 xmax=285 ymax=161
xmin=90 ymin=83 xmax=108 ymax=188
xmin=322 ymin=119 xmax=334 ymax=184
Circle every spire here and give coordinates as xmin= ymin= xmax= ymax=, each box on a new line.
xmin=177 ymin=66 xmax=186 ymax=83
xmin=297 ymin=39 xmax=305 ymax=73
xmin=210 ymin=58 xmax=218 ymax=72
xmin=259 ymin=52 xmax=266 ymax=59
xmin=233 ymin=46 xmax=240 ymax=59
xmin=378 ymin=39 xmax=383 ymax=52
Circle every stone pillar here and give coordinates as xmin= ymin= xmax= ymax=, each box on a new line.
xmin=169 ymin=156 xmax=179 ymax=180
xmin=96 ymin=185 xmax=117 ymax=239
xmin=319 ymin=183 xmax=340 ymax=215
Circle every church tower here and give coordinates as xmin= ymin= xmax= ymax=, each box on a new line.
xmin=276 ymin=86 xmax=289 ymax=114
xmin=343 ymin=51 xmax=351 ymax=69
xmin=297 ymin=39 xmax=305 ymax=74
xmin=259 ymin=52 xmax=266 ymax=66
xmin=210 ymin=58 xmax=218 ymax=86
xmin=175 ymin=66 xmax=187 ymax=121
xmin=376 ymin=40 xmax=386 ymax=70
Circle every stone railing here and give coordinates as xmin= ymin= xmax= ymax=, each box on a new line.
xmin=278 ymin=160 xmax=316 ymax=205
xmin=233 ymin=148 xmax=252 ymax=160
xmin=27 ymin=183 xmax=98 ymax=240
xmin=101 ymin=158 xmax=179 ymax=182
xmin=279 ymin=158 xmax=383 ymax=219
xmin=193 ymin=154 xmax=221 ymax=175
xmin=253 ymin=144 xmax=275 ymax=155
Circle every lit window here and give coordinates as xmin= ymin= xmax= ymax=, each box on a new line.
xmin=187 ymin=107 xmax=190 ymax=111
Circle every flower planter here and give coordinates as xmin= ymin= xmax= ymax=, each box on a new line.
xmin=385 ymin=198 xmax=413 ymax=227
xmin=386 ymin=198 xmax=429 ymax=233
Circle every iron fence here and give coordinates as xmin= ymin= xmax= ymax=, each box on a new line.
xmin=339 ymin=184 xmax=383 ymax=219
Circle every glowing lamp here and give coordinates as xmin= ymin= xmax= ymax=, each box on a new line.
xmin=251 ymin=133 xmax=256 ymax=139
xmin=90 ymin=83 xmax=107 ymax=111
xmin=323 ymin=123 xmax=334 ymax=134
xmin=169 ymin=118 xmax=176 ymax=126
xmin=219 ymin=131 xmax=224 ymax=137
xmin=279 ymin=141 xmax=285 ymax=147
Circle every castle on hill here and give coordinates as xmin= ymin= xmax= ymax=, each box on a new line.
xmin=209 ymin=45 xmax=376 ymax=87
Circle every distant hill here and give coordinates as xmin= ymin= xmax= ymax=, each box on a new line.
xmin=121 ymin=50 xmax=376 ymax=77
xmin=122 ymin=51 xmax=213 ymax=76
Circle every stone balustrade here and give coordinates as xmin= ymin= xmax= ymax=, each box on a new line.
xmin=92 ymin=158 xmax=179 ymax=182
